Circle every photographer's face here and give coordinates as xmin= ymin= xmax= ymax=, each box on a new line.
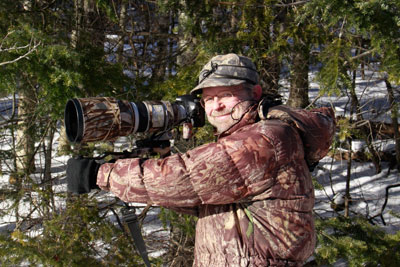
xmin=202 ymin=84 xmax=258 ymax=133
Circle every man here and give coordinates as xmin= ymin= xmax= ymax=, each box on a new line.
xmin=71 ymin=54 xmax=335 ymax=266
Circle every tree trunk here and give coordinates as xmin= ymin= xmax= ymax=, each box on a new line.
xmin=385 ymin=78 xmax=400 ymax=170
xmin=345 ymin=138 xmax=352 ymax=218
xmin=42 ymin=122 xmax=56 ymax=217
xmin=177 ymin=8 xmax=197 ymax=68
xmin=153 ymin=13 xmax=171 ymax=81
xmin=116 ymin=1 xmax=127 ymax=65
xmin=349 ymin=69 xmax=382 ymax=173
xmin=16 ymin=89 xmax=36 ymax=176
xmin=259 ymin=53 xmax=281 ymax=96
xmin=72 ymin=0 xmax=105 ymax=49
xmin=287 ymin=47 xmax=310 ymax=108
xmin=257 ymin=4 xmax=286 ymax=97
xmin=71 ymin=0 xmax=83 ymax=48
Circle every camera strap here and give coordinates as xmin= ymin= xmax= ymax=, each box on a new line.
xmin=121 ymin=205 xmax=151 ymax=267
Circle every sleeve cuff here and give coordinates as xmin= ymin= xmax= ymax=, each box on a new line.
xmin=96 ymin=163 xmax=114 ymax=191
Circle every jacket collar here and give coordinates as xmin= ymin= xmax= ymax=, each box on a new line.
xmin=216 ymin=104 xmax=259 ymax=138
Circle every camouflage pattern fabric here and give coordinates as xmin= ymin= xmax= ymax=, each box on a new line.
xmin=190 ymin=53 xmax=259 ymax=95
xmin=97 ymin=101 xmax=336 ymax=266
xmin=72 ymin=97 xmax=136 ymax=143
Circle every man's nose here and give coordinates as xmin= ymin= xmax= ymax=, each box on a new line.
xmin=211 ymin=97 xmax=224 ymax=110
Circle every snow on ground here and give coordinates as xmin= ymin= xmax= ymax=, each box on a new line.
xmin=278 ymin=67 xmax=400 ymax=233
xmin=314 ymin=157 xmax=400 ymax=233
xmin=0 ymin=66 xmax=399 ymax=263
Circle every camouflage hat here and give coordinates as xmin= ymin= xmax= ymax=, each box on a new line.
xmin=190 ymin=53 xmax=259 ymax=95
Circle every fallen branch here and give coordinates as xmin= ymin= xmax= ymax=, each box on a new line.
xmin=328 ymin=149 xmax=396 ymax=164
xmin=380 ymin=183 xmax=400 ymax=225
xmin=337 ymin=116 xmax=400 ymax=139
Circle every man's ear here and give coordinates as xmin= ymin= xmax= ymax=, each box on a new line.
xmin=252 ymin=84 xmax=262 ymax=101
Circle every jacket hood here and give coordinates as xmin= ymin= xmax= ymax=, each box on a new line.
xmin=266 ymin=105 xmax=336 ymax=166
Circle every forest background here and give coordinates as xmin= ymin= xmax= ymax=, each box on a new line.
xmin=0 ymin=0 xmax=400 ymax=266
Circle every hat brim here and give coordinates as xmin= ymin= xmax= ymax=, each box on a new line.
xmin=190 ymin=77 xmax=245 ymax=95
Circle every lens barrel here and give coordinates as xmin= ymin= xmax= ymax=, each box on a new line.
xmin=64 ymin=97 xmax=138 ymax=143
xmin=65 ymin=99 xmax=84 ymax=143
xmin=64 ymin=97 xmax=199 ymax=144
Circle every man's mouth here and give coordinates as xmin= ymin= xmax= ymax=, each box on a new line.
xmin=211 ymin=113 xmax=231 ymax=120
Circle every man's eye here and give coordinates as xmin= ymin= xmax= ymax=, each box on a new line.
xmin=220 ymin=93 xmax=233 ymax=98
xmin=203 ymin=97 xmax=213 ymax=103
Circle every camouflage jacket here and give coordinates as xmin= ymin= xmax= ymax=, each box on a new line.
xmin=97 ymin=103 xmax=335 ymax=267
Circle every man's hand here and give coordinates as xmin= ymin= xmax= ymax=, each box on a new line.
xmin=66 ymin=157 xmax=100 ymax=194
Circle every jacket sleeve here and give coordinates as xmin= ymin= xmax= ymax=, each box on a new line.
xmin=97 ymin=126 xmax=277 ymax=207
xmin=266 ymin=105 xmax=336 ymax=166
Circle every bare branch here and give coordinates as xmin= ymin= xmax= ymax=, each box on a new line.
xmin=342 ymin=48 xmax=377 ymax=66
xmin=275 ymin=0 xmax=310 ymax=7
xmin=145 ymin=1 xmax=311 ymax=8
xmin=0 ymin=33 xmax=41 ymax=66
xmin=0 ymin=30 xmax=15 ymax=50
xmin=216 ymin=1 xmax=310 ymax=8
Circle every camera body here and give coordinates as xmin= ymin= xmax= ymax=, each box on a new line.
xmin=64 ymin=95 xmax=205 ymax=143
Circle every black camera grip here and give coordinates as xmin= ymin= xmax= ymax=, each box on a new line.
xmin=66 ymin=157 xmax=100 ymax=194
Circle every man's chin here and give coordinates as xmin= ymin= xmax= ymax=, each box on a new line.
xmin=211 ymin=122 xmax=233 ymax=134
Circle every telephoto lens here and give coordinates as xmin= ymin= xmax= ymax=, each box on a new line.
xmin=64 ymin=96 xmax=204 ymax=143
